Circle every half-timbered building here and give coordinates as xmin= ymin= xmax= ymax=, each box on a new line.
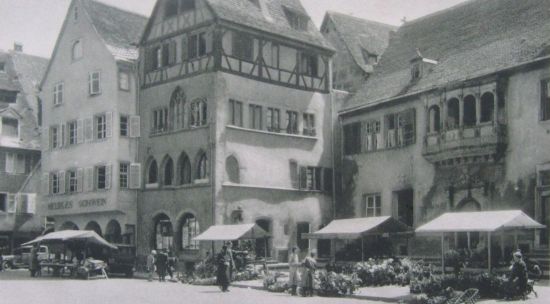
xmin=137 ymin=0 xmax=335 ymax=264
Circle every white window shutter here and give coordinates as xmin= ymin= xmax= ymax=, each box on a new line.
xmin=58 ymin=171 xmax=66 ymax=194
xmin=43 ymin=127 xmax=49 ymax=149
xmin=106 ymin=112 xmax=113 ymax=138
xmin=76 ymin=168 xmax=84 ymax=192
xmin=130 ymin=115 xmax=141 ymax=138
xmin=105 ymin=165 xmax=112 ymax=189
xmin=27 ymin=194 xmax=36 ymax=214
xmin=129 ymin=163 xmax=141 ymax=189
xmin=84 ymin=167 xmax=94 ymax=192
xmin=7 ymin=194 xmax=16 ymax=213
xmin=42 ymin=173 xmax=50 ymax=195
xmin=5 ymin=152 xmax=15 ymax=174
xmin=84 ymin=118 xmax=93 ymax=142
xmin=77 ymin=119 xmax=84 ymax=144
xmin=88 ymin=73 xmax=92 ymax=95
xmin=60 ymin=124 xmax=65 ymax=147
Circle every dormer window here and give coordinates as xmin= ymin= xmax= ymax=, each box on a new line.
xmin=411 ymin=62 xmax=421 ymax=80
xmin=284 ymin=8 xmax=309 ymax=31
xmin=410 ymin=49 xmax=437 ymax=81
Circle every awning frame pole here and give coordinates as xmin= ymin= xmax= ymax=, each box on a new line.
xmin=514 ymin=229 xmax=518 ymax=250
xmin=361 ymin=237 xmax=364 ymax=263
xmin=467 ymin=232 xmax=471 ymax=250
xmin=441 ymin=233 xmax=445 ymax=274
xmin=264 ymin=237 xmax=268 ymax=271
xmin=488 ymin=232 xmax=492 ymax=273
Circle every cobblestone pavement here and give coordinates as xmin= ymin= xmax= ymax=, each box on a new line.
xmin=1 ymin=269 xmax=548 ymax=304
xmin=0 ymin=270 xmax=374 ymax=304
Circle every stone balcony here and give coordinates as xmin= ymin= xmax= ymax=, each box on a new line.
xmin=422 ymin=123 xmax=507 ymax=164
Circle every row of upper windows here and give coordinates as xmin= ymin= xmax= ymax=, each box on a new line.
xmin=1 ymin=152 xmax=36 ymax=175
xmin=150 ymin=90 xmax=207 ymax=135
xmin=344 ymin=108 xmax=416 ymax=155
xmin=0 ymin=117 xmax=19 ymax=138
xmin=44 ymin=162 xmax=141 ymax=195
xmin=228 ymin=99 xmax=316 ymax=137
xmin=0 ymin=193 xmax=36 ymax=214
xmin=144 ymin=30 xmax=321 ymax=78
xmin=145 ymin=151 xmax=208 ymax=188
xmin=47 ymin=113 xmax=140 ymax=150
xmin=52 ymin=70 xmax=130 ymax=106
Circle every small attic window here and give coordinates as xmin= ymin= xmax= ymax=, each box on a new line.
xmin=249 ymin=0 xmax=260 ymax=8
xmin=180 ymin=0 xmax=195 ymax=12
xmin=165 ymin=0 xmax=179 ymax=18
xmin=362 ymin=49 xmax=378 ymax=65
xmin=411 ymin=62 xmax=421 ymax=80
xmin=74 ymin=7 xmax=78 ymax=20
xmin=284 ymin=8 xmax=309 ymax=31
xmin=0 ymin=62 xmax=5 ymax=72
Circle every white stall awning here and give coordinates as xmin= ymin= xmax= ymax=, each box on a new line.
xmin=22 ymin=230 xmax=118 ymax=249
xmin=193 ymin=223 xmax=270 ymax=241
xmin=416 ymin=210 xmax=545 ymax=234
xmin=303 ymin=216 xmax=411 ymax=240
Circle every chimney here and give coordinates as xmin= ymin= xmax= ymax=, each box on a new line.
xmin=14 ymin=42 xmax=23 ymax=52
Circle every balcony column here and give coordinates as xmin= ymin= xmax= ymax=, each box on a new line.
xmin=459 ymin=95 xmax=464 ymax=128
xmin=475 ymin=93 xmax=481 ymax=125
xmin=493 ymin=89 xmax=499 ymax=125
xmin=442 ymin=99 xmax=448 ymax=131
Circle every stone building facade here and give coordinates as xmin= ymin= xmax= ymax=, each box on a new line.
xmin=320 ymin=12 xmax=395 ymax=93
xmin=0 ymin=46 xmax=46 ymax=253
xmin=137 ymin=0 xmax=335 ymax=263
xmin=339 ymin=0 xmax=550 ymax=256
xmin=39 ymin=0 xmax=147 ymax=245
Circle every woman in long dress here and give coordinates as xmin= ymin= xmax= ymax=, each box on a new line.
xmin=216 ymin=245 xmax=230 ymax=292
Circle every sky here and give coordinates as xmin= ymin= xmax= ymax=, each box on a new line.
xmin=0 ymin=0 xmax=467 ymax=58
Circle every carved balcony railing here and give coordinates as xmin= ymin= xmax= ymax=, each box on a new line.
xmin=422 ymin=123 xmax=507 ymax=164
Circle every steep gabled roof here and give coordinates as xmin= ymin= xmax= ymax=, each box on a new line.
xmin=80 ymin=0 xmax=148 ymax=61
xmin=41 ymin=0 xmax=148 ymax=88
xmin=322 ymin=12 xmax=396 ymax=73
xmin=9 ymin=51 xmax=48 ymax=94
xmin=0 ymin=51 xmax=21 ymax=92
xmin=342 ymin=0 xmax=550 ymax=112
xmin=142 ymin=0 xmax=333 ymax=52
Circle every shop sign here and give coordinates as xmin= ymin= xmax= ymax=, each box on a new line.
xmin=48 ymin=199 xmax=107 ymax=211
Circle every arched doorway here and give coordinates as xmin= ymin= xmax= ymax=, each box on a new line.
xmin=255 ymin=218 xmax=272 ymax=259
xmin=456 ymin=197 xmax=481 ymax=248
xmin=178 ymin=213 xmax=199 ymax=250
xmin=153 ymin=214 xmax=173 ymax=250
xmin=85 ymin=221 xmax=102 ymax=236
xmin=60 ymin=221 xmax=79 ymax=230
xmin=105 ymin=220 xmax=122 ymax=244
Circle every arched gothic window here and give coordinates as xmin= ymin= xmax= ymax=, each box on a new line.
xmin=177 ymin=152 xmax=192 ymax=185
xmin=196 ymin=152 xmax=208 ymax=180
xmin=169 ymin=87 xmax=186 ymax=130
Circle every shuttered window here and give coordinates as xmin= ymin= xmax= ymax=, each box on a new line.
xmin=129 ymin=115 xmax=141 ymax=138
xmin=88 ymin=72 xmax=101 ymax=95
xmin=228 ymin=99 xmax=243 ymax=127
xmin=129 ymin=163 xmax=142 ymax=189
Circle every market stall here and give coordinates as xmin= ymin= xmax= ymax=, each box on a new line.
xmin=22 ymin=230 xmax=117 ymax=278
xmin=193 ymin=223 xmax=270 ymax=262
xmin=303 ymin=216 xmax=412 ymax=262
xmin=415 ymin=210 xmax=545 ymax=272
